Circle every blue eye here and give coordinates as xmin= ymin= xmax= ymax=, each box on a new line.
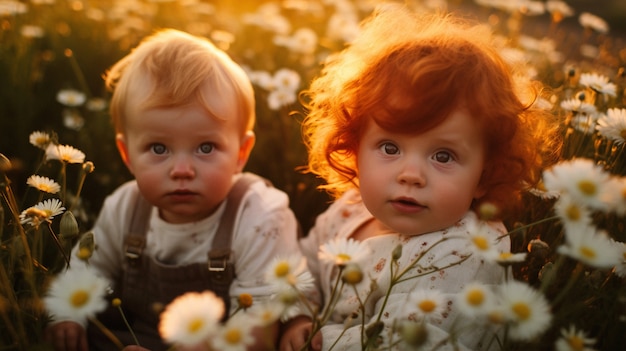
xmin=199 ymin=143 xmax=214 ymax=154
xmin=380 ymin=142 xmax=399 ymax=155
xmin=151 ymin=143 xmax=167 ymax=155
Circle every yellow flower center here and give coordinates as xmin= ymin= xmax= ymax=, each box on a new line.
xmin=568 ymin=335 xmax=584 ymax=350
xmin=499 ymin=252 xmax=513 ymax=260
xmin=577 ymin=180 xmax=596 ymax=196
xmin=579 ymin=246 xmax=596 ymax=259
xmin=225 ymin=328 xmax=242 ymax=344
xmin=187 ymin=318 xmax=204 ymax=334
xmin=467 ymin=289 xmax=485 ymax=306
xmin=418 ymin=300 xmax=436 ymax=313
xmin=274 ymin=261 xmax=290 ymax=277
xmin=566 ymin=204 xmax=581 ymax=220
xmin=238 ymin=293 xmax=253 ymax=308
xmin=512 ymin=302 xmax=531 ymax=321
xmin=76 ymin=247 xmax=92 ymax=260
xmin=25 ymin=208 xmax=48 ymax=219
xmin=342 ymin=268 xmax=363 ymax=285
xmin=70 ymin=290 xmax=89 ymax=308
xmin=472 ymin=236 xmax=489 ymax=250
xmin=337 ymin=253 xmax=351 ymax=263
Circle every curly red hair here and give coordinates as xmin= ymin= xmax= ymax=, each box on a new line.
xmin=302 ymin=7 xmax=560 ymax=218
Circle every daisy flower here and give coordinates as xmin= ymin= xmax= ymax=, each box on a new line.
xmin=26 ymin=175 xmax=60 ymax=194
xmin=210 ymin=314 xmax=256 ymax=351
xmin=272 ymin=68 xmax=301 ymax=92
xmin=498 ymin=280 xmax=552 ymax=341
xmin=56 ymin=89 xmax=86 ymax=107
xmin=546 ymin=1 xmax=574 ymax=19
xmin=274 ymin=27 xmax=318 ymax=55
xmin=159 ymin=291 xmax=225 ymax=346
xmin=247 ymin=300 xmax=285 ymax=327
xmin=465 ymin=220 xmax=500 ymax=261
xmin=596 ymin=108 xmax=626 ymax=146
xmin=265 ymin=254 xmax=312 ymax=289
xmin=456 ymin=282 xmax=497 ymax=317
xmin=543 ymin=158 xmax=612 ymax=211
xmin=318 ymin=237 xmax=370 ymax=266
xmin=406 ymin=289 xmax=446 ymax=321
xmin=45 ymin=144 xmax=86 ymax=164
xmin=44 ymin=268 xmax=109 ymax=323
xmin=19 ymin=198 xmax=65 ymax=227
xmin=579 ymin=72 xmax=616 ymax=96
xmin=578 ymin=12 xmax=609 ymax=34
xmin=267 ymin=88 xmax=297 ymax=110
xmin=555 ymin=324 xmax=597 ymax=351
xmin=29 ymin=131 xmax=52 ymax=149
xmin=494 ymin=252 xmax=527 ymax=265
xmin=85 ymin=97 xmax=108 ymax=112
xmin=559 ymin=98 xmax=597 ymax=115
xmin=570 ymin=115 xmax=597 ymax=134
xmin=553 ymin=194 xmax=593 ymax=231
xmin=557 ymin=224 xmax=622 ymax=269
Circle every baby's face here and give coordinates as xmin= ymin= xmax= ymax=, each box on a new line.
xmin=356 ymin=107 xmax=486 ymax=236
xmin=119 ymin=101 xmax=251 ymax=223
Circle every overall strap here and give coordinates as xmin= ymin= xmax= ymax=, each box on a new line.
xmin=208 ymin=173 xmax=262 ymax=275
xmin=124 ymin=173 xmax=263 ymax=266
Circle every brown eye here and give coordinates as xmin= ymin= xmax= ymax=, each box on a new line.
xmin=433 ymin=151 xmax=452 ymax=163
xmin=381 ymin=142 xmax=399 ymax=155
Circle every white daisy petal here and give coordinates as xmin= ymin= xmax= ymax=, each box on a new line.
xmin=44 ymin=268 xmax=109 ymax=323
xmin=159 ymin=291 xmax=225 ymax=346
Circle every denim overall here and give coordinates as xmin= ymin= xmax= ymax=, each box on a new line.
xmin=88 ymin=173 xmax=261 ymax=350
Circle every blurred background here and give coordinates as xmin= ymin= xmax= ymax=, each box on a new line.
xmin=1 ymin=1 xmax=626 ymax=349
xmin=1 ymin=0 xmax=625 ymax=232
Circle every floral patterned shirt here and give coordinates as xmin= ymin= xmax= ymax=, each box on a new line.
xmin=300 ymin=189 xmax=510 ymax=351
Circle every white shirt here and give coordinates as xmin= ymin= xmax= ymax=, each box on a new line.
xmin=300 ymin=189 xmax=510 ymax=351
xmin=63 ymin=175 xmax=301 ymax=325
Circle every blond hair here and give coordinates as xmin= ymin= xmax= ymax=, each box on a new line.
xmin=105 ymin=29 xmax=254 ymax=136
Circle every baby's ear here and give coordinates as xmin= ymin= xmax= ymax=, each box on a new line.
xmin=236 ymin=131 xmax=256 ymax=171
xmin=473 ymin=181 xmax=487 ymax=200
xmin=115 ymin=133 xmax=133 ymax=174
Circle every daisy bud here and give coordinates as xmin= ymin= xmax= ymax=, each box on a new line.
xmin=238 ymin=293 xmax=253 ymax=309
xmin=60 ymin=211 xmax=79 ymax=239
xmin=399 ymin=321 xmax=428 ymax=347
xmin=82 ymin=161 xmax=95 ymax=174
xmin=277 ymin=288 xmax=299 ymax=306
xmin=478 ymin=202 xmax=499 ymax=221
xmin=77 ymin=231 xmax=95 ymax=261
xmin=527 ymin=239 xmax=550 ymax=260
xmin=391 ymin=244 xmax=402 ymax=260
xmin=112 ymin=298 xmax=122 ymax=307
xmin=341 ymin=263 xmax=363 ymax=285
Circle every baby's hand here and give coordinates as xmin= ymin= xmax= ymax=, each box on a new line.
xmin=280 ymin=316 xmax=322 ymax=351
xmin=44 ymin=321 xmax=88 ymax=351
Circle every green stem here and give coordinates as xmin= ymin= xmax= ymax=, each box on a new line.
xmin=116 ymin=304 xmax=140 ymax=346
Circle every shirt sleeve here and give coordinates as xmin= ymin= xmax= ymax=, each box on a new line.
xmin=228 ymin=180 xmax=303 ymax=305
